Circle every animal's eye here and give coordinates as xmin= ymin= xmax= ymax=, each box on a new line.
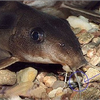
xmin=30 ymin=27 xmax=44 ymax=42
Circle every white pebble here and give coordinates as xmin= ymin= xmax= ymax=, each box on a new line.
xmin=8 ymin=96 xmax=22 ymax=100
xmin=67 ymin=16 xmax=92 ymax=31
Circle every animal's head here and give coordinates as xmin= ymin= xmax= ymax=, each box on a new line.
xmin=0 ymin=1 xmax=87 ymax=70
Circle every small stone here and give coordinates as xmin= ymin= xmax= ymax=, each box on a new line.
xmin=89 ymin=22 xmax=99 ymax=32
xmin=82 ymin=42 xmax=96 ymax=55
xmin=62 ymin=65 xmax=71 ymax=72
xmin=90 ymin=55 xmax=100 ymax=66
xmin=8 ymin=96 xmax=22 ymax=100
xmin=78 ymin=32 xmax=94 ymax=44
xmin=52 ymin=96 xmax=61 ymax=100
xmin=46 ymin=87 xmax=53 ymax=94
xmin=58 ymin=75 xmax=64 ymax=81
xmin=0 ymin=70 xmax=16 ymax=85
xmin=48 ymin=87 xmax=63 ymax=98
xmin=55 ymin=88 xmax=63 ymax=97
xmin=89 ymin=22 xmax=99 ymax=30
xmin=72 ymin=28 xmax=81 ymax=35
xmin=61 ymin=92 xmax=72 ymax=100
xmin=41 ymin=92 xmax=49 ymax=99
xmin=30 ymin=83 xmax=46 ymax=99
xmin=82 ymin=68 xmax=100 ymax=84
xmin=43 ymin=76 xmax=57 ymax=87
xmin=67 ymin=16 xmax=92 ymax=31
xmin=92 ymin=37 xmax=100 ymax=45
xmin=87 ymin=48 xmax=96 ymax=58
xmin=17 ymin=67 xmax=38 ymax=83
xmin=37 ymin=72 xmax=47 ymax=82
xmin=63 ymin=88 xmax=72 ymax=94
xmin=52 ymin=81 xmax=64 ymax=89
xmin=82 ymin=65 xmax=90 ymax=72
xmin=91 ymin=31 xmax=100 ymax=37
xmin=5 ymin=82 xmax=33 ymax=97
xmin=88 ymin=28 xmax=98 ymax=33
xmin=76 ymin=30 xmax=87 ymax=38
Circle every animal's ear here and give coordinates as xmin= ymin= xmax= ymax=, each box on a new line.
xmin=0 ymin=13 xmax=16 ymax=29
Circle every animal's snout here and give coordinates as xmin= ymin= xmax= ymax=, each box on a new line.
xmin=80 ymin=58 xmax=88 ymax=68
xmin=74 ymin=56 xmax=88 ymax=70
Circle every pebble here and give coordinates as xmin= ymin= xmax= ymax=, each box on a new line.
xmin=46 ymin=87 xmax=53 ymax=94
xmin=87 ymin=48 xmax=96 ymax=58
xmin=76 ymin=29 xmax=87 ymax=38
xmin=67 ymin=16 xmax=92 ymax=31
xmin=90 ymin=55 xmax=100 ymax=66
xmin=52 ymin=96 xmax=61 ymax=100
xmin=48 ymin=87 xmax=63 ymax=98
xmin=92 ymin=37 xmax=100 ymax=46
xmin=58 ymin=74 xmax=65 ymax=81
xmin=89 ymin=22 xmax=99 ymax=30
xmin=52 ymin=81 xmax=64 ymax=89
xmin=5 ymin=82 xmax=34 ymax=97
xmin=55 ymin=88 xmax=64 ymax=97
xmin=62 ymin=65 xmax=72 ymax=72
xmin=72 ymin=28 xmax=81 ymax=35
xmin=91 ymin=31 xmax=100 ymax=37
xmin=8 ymin=96 xmax=22 ymax=100
xmin=63 ymin=88 xmax=72 ymax=94
xmin=82 ymin=65 xmax=90 ymax=72
xmin=78 ymin=32 xmax=94 ymax=44
xmin=88 ymin=28 xmax=98 ymax=33
xmin=82 ymin=42 xmax=96 ymax=55
xmin=0 ymin=70 xmax=16 ymax=85
xmin=36 ymin=72 xmax=47 ymax=82
xmin=29 ymin=83 xmax=47 ymax=99
xmin=82 ymin=68 xmax=100 ymax=84
xmin=17 ymin=67 xmax=38 ymax=83
xmin=61 ymin=92 xmax=71 ymax=100
xmin=43 ymin=76 xmax=57 ymax=87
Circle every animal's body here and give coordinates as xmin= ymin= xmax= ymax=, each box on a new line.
xmin=0 ymin=2 xmax=88 ymax=99
xmin=0 ymin=1 xmax=86 ymax=71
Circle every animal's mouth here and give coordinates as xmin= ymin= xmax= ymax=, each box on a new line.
xmin=22 ymin=52 xmax=87 ymax=72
